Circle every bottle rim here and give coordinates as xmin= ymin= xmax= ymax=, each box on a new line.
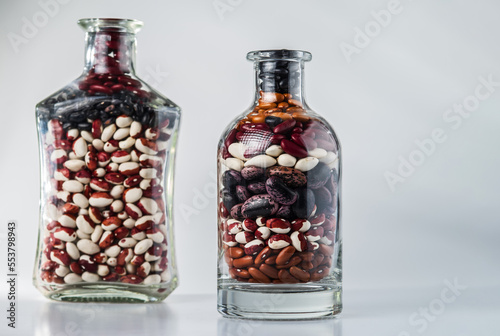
xmin=247 ymin=49 xmax=312 ymax=62
xmin=77 ymin=18 xmax=143 ymax=34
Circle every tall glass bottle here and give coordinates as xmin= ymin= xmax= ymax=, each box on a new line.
xmin=33 ymin=18 xmax=180 ymax=302
xmin=217 ymin=50 xmax=342 ymax=319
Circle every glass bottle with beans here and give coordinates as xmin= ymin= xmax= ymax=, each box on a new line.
xmin=34 ymin=18 xmax=180 ymax=302
xmin=217 ymin=49 xmax=342 ymax=319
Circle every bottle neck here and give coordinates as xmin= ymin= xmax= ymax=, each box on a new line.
xmin=83 ymin=31 xmax=136 ymax=75
xmin=254 ymin=60 xmax=306 ymax=106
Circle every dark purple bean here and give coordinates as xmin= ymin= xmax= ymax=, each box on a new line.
xmin=307 ymin=163 xmax=331 ymax=189
xmin=247 ymin=181 xmax=267 ymax=194
xmin=267 ymin=166 xmax=307 ymax=188
xmin=236 ymin=185 xmax=251 ymax=203
xmin=222 ymin=190 xmax=237 ymax=212
xmin=276 ymin=205 xmax=293 ymax=219
xmin=265 ymin=176 xmax=298 ymax=205
xmin=231 ymin=204 xmax=245 ymax=221
xmin=223 ymin=170 xmax=244 ymax=191
xmin=313 ymin=186 xmax=332 ymax=211
xmin=241 ymin=194 xmax=279 ymax=219
xmin=241 ymin=166 xmax=266 ymax=180
xmin=292 ymin=188 xmax=315 ymax=219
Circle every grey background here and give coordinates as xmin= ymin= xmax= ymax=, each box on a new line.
xmin=0 ymin=0 xmax=499 ymax=318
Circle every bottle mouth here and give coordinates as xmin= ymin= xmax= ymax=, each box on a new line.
xmin=247 ymin=49 xmax=312 ymax=62
xmin=77 ymin=18 xmax=143 ymax=34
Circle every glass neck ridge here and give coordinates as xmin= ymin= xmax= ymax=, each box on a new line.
xmin=248 ymin=50 xmax=312 ymax=106
xmin=84 ymin=31 xmax=136 ymax=75
xmin=78 ymin=18 xmax=143 ymax=76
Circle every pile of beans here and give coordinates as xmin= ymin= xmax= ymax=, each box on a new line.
xmin=37 ymin=70 xmax=178 ymax=286
xmin=219 ymin=89 xmax=339 ymax=284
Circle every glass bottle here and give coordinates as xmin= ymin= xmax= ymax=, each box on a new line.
xmin=217 ymin=50 xmax=342 ymax=319
xmin=33 ymin=18 xmax=180 ymax=302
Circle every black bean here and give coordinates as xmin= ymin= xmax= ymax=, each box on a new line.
xmin=68 ymin=111 xmax=86 ymax=122
xmin=77 ymin=122 xmax=92 ymax=131
xmin=265 ymin=116 xmax=283 ymax=129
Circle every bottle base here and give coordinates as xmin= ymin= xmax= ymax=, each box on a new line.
xmin=217 ymin=281 xmax=342 ymax=320
xmin=34 ymin=279 xmax=178 ymax=303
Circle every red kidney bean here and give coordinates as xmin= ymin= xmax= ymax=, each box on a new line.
xmin=118 ymin=76 xmax=142 ymax=88
xmin=111 ymin=84 xmax=125 ymax=93
xmin=291 ymin=133 xmax=317 ymax=150
xmin=89 ymin=85 xmax=113 ymax=95
xmin=270 ymin=133 xmax=286 ymax=145
xmin=241 ymin=123 xmax=270 ymax=132
xmin=224 ymin=129 xmax=238 ymax=148
xmin=281 ymin=139 xmax=308 ymax=158
xmin=273 ymin=119 xmax=296 ymax=134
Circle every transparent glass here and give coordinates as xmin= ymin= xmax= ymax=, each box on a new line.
xmin=33 ymin=18 xmax=181 ymax=302
xmin=217 ymin=50 xmax=342 ymax=319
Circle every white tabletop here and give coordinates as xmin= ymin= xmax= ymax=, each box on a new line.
xmin=2 ymin=285 xmax=499 ymax=336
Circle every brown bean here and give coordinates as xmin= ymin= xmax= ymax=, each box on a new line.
xmin=258 ymin=102 xmax=277 ymax=109
xmin=228 ymin=247 xmax=244 ymax=259
xmin=264 ymin=255 xmax=277 ymax=265
xmin=288 ymin=99 xmax=303 ymax=107
xmin=322 ymin=256 xmax=333 ymax=268
xmin=255 ymin=246 xmax=271 ymax=266
xmin=278 ymin=269 xmax=299 ymax=283
xmin=264 ymin=108 xmax=283 ymax=114
xmin=299 ymin=252 xmax=314 ymax=262
xmin=260 ymin=92 xmax=284 ymax=103
xmin=229 ymin=268 xmax=238 ymax=279
xmin=235 ymin=268 xmax=251 ymax=278
xmin=236 ymin=277 xmax=249 ymax=282
xmin=248 ymin=267 xmax=271 ymax=283
xmin=287 ymin=106 xmax=305 ymax=114
xmin=319 ymin=244 xmax=334 ymax=256
xmin=292 ymin=112 xmax=310 ymax=122
xmin=277 ymin=102 xmax=289 ymax=109
xmin=272 ymin=280 xmax=283 ymax=284
xmin=251 ymin=114 xmax=266 ymax=123
xmin=276 ymin=246 xmax=296 ymax=265
xmin=301 ymin=260 xmax=314 ymax=270
xmin=312 ymin=253 xmax=325 ymax=268
xmin=290 ymin=266 xmax=311 ymax=282
xmin=310 ymin=266 xmax=330 ymax=282
xmin=259 ymin=264 xmax=279 ymax=279
xmin=276 ymin=256 xmax=302 ymax=269
xmin=233 ymin=256 xmax=254 ymax=268
xmin=284 ymin=93 xmax=293 ymax=100
xmin=270 ymin=112 xmax=293 ymax=120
